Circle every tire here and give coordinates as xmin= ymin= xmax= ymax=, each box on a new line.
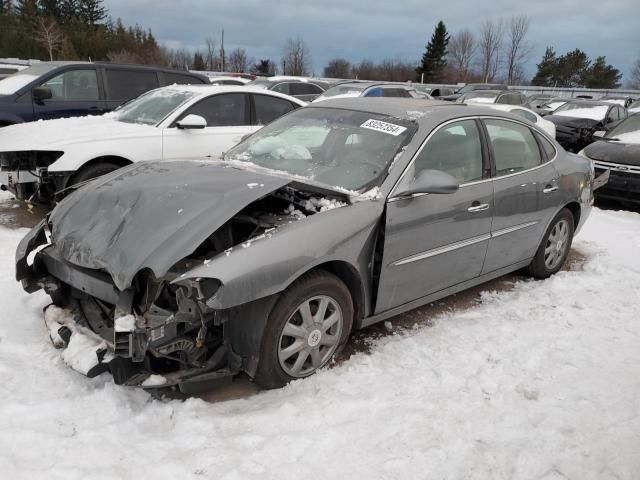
xmin=254 ymin=271 xmax=354 ymax=389
xmin=526 ymin=208 xmax=574 ymax=279
xmin=71 ymin=161 xmax=122 ymax=186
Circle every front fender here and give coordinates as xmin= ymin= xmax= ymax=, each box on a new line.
xmin=0 ymin=112 xmax=25 ymax=125
xmin=176 ymin=199 xmax=385 ymax=313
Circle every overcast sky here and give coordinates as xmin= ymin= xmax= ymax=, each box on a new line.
xmin=104 ymin=0 xmax=639 ymax=81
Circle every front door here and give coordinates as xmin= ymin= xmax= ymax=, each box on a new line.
xmin=32 ymin=68 xmax=106 ymax=120
xmin=481 ymin=118 xmax=560 ymax=273
xmin=162 ymin=93 xmax=255 ymax=160
xmin=376 ymin=119 xmax=493 ymax=313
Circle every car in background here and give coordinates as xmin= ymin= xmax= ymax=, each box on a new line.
xmin=209 ymin=76 xmax=252 ymax=86
xmin=528 ymin=94 xmax=562 ymax=109
xmin=535 ymin=98 xmax=568 ymax=115
xmin=477 ymin=104 xmax=556 ymax=137
xmin=313 ymin=81 xmax=431 ymax=102
xmin=628 ymin=100 xmax=640 ymax=114
xmin=599 ymin=95 xmax=635 ymax=109
xmin=458 ymin=89 xmax=531 ymax=107
xmin=16 ymin=98 xmax=594 ymax=393
xmin=413 ymin=85 xmax=455 ymax=97
xmin=0 ymin=85 xmax=305 ymax=204
xmin=546 ymin=100 xmax=628 ymax=152
xmin=0 ymin=62 xmax=208 ymax=127
xmin=249 ymin=76 xmax=332 ymax=102
xmin=440 ymin=83 xmax=505 ymax=102
xmin=579 ymin=114 xmax=640 ymax=208
xmin=0 ymin=62 xmax=29 ymax=80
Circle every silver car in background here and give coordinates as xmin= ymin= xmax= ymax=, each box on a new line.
xmin=16 ymin=99 xmax=594 ymax=393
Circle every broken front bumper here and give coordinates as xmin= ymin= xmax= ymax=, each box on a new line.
xmin=16 ymin=221 xmax=242 ymax=394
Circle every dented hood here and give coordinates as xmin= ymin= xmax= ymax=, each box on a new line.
xmin=49 ymin=160 xmax=291 ymax=290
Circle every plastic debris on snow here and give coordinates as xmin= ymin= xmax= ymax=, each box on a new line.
xmin=114 ymin=314 xmax=136 ymax=333
xmin=44 ymin=306 xmax=112 ymax=376
xmin=141 ymin=375 xmax=167 ymax=387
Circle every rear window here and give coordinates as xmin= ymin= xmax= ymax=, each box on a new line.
xmin=535 ymin=132 xmax=557 ymax=160
xmin=105 ymin=69 xmax=159 ymax=101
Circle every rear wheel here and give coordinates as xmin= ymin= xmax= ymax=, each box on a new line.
xmin=254 ymin=271 xmax=353 ymax=389
xmin=526 ymin=209 xmax=574 ymax=278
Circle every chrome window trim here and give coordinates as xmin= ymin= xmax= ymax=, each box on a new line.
xmin=388 ymin=115 xmax=558 ymax=200
xmin=392 ymin=220 xmax=540 ymax=267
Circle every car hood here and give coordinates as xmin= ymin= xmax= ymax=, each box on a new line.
xmin=0 ymin=116 xmax=156 ymax=151
xmin=546 ymin=115 xmax=600 ymax=129
xmin=584 ymin=140 xmax=640 ymax=167
xmin=49 ymin=160 xmax=294 ymax=290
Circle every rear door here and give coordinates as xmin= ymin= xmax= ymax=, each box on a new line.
xmin=375 ymin=119 xmax=493 ymax=313
xmin=481 ymin=118 xmax=560 ymax=273
xmin=251 ymin=93 xmax=299 ymax=127
xmin=103 ymin=67 xmax=160 ymax=111
xmin=32 ymin=67 xmax=105 ymax=120
xmin=162 ymin=92 xmax=252 ymax=159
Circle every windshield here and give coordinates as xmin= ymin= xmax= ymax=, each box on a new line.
xmin=224 ymin=107 xmax=416 ymax=190
xmin=600 ymin=98 xmax=626 ymax=106
xmin=0 ymin=63 xmax=57 ymax=95
xmin=553 ymin=103 xmax=609 ymax=121
xmin=606 ymin=115 xmax=640 ymax=144
xmin=112 ymin=88 xmax=196 ymax=125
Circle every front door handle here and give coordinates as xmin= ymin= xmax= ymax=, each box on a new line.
xmin=468 ymin=202 xmax=490 ymax=213
xmin=543 ymin=185 xmax=559 ymax=194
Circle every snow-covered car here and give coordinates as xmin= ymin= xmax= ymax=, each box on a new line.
xmin=599 ymin=95 xmax=635 ymax=109
xmin=0 ymin=85 xmax=305 ymax=204
xmin=546 ymin=100 xmax=628 ymax=152
xmin=16 ymin=99 xmax=595 ymax=394
xmin=579 ymin=113 xmax=640 ymax=207
xmin=457 ymin=89 xmax=531 ymax=108
xmin=312 ymin=81 xmax=431 ymax=103
xmin=537 ymin=98 xmax=568 ymax=116
xmin=628 ymin=100 xmax=640 ymax=114
xmin=249 ymin=76 xmax=332 ymax=102
xmin=475 ymin=104 xmax=556 ymax=137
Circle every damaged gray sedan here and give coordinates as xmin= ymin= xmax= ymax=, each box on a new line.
xmin=16 ymin=99 xmax=595 ymax=393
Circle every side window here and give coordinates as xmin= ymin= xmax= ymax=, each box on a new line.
xmin=105 ymin=69 xmax=159 ymax=101
xmin=618 ymin=107 xmax=627 ymax=120
xmin=484 ymin=119 xmax=542 ymax=176
xmin=512 ymin=108 xmax=537 ymax=123
xmin=290 ymin=83 xmax=323 ymax=95
xmin=413 ymin=119 xmax=483 ymax=184
xmin=165 ymin=72 xmax=203 ymax=85
xmin=606 ymin=107 xmax=618 ymax=122
xmin=42 ymin=69 xmax=99 ymax=101
xmin=181 ymin=93 xmax=247 ymax=127
xmin=535 ymin=132 xmax=557 ymax=161
xmin=383 ymin=88 xmax=411 ymax=98
xmin=253 ymin=94 xmax=295 ymax=125
xmin=271 ymin=83 xmax=290 ymax=95
xmin=363 ymin=87 xmax=383 ymax=97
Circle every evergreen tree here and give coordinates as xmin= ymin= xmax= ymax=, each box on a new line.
xmin=417 ymin=20 xmax=450 ymax=82
xmin=79 ymin=0 xmax=105 ymax=24
xmin=192 ymin=52 xmax=206 ymax=70
xmin=531 ymin=47 xmax=557 ymax=86
xmin=582 ymin=56 xmax=621 ymax=88
xmin=554 ymin=49 xmax=590 ymax=87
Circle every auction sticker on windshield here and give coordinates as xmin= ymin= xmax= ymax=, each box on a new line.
xmin=361 ymin=119 xmax=407 ymax=136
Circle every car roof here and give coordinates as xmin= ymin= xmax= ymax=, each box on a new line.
xmin=153 ymin=84 xmax=307 ymax=104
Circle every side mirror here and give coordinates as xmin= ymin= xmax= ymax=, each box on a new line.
xmin=32 ymin=85 xmax=52 ymax=102
xmin=394 ymin=169 xmax=459 ymax=198
xmin=176 ymin=114 xmax=207 ymax=129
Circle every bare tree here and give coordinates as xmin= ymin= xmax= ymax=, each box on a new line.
xmin=448 ymin=29 xmax=475 ymax=82
xmin=161 ymin=47 xmax=192 ymax=70
xmin=628 ymin=57 xmax=640 ymax=89
xmin=282 ymin=37 xmax=312 ymax=76
xmin=324 ymin=57 xmax=351 ymax=78
xmin=107 ymin=50 xmax=140 ymax=64
xmin=204 ymin=36 xmax=218 ymax=70
xmin=504 ymin=15 xmax=532 ymax=85
xmin=35 ymin=18 xmax=65 ymax=61
xmin=227 ymin=48 xmax=249 ymax=73
xmin=478 ymin=18 xmax=503 ymax=83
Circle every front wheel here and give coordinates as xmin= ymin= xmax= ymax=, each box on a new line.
xmin=254 ymin=271 xmax=353 ymax=389
xmin=526 ymin=209 xmax=574 ymax=279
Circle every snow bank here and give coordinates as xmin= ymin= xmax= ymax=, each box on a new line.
xmin=1 ymin=209 xmax=640 ymax=479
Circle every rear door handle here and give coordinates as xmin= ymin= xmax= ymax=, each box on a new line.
xmin=543 ymin=185 xmax=559 ymax=194
xmin=468 ymin=202 xmax=490 ymax=213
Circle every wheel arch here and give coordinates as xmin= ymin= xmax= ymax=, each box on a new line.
xmin=563 ymin=201 xmax=581 ymax=229
xmin=67 ymin=155 xmax=132 ymax=186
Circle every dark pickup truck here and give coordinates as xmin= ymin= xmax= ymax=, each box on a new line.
xmin=0 ymin=61 xmax=208 ymax=126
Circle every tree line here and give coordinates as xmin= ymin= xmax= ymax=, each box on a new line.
xmin=0 ymin=2 xmax=636 ymax=89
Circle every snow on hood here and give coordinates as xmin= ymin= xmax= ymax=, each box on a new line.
xmin=0 ymin=116 xmax=156 ymax=152
xmin=552 ymin=106 xmax=608 ymax=121
xmin=312 ymin=92 xmax=361 ymax=103
xmin=49 ymin=160 xmax=292 ymax=290
xmin=584 ymin=140 xmax=640 ymax=166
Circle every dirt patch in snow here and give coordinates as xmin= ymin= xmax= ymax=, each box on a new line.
xmin=0 ymin=194 xmax=47 ymax=229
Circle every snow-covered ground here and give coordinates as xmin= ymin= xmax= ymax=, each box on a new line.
xmin=1 ymin=195 xmax=639 ymax=479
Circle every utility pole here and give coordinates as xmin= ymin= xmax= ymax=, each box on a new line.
xmin=220 ymin=29 xmax=225 ymax=72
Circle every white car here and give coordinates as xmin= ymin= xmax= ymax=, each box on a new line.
xmin=0 ymin=85 xmax=305 ymax=204
xmin=475 ymin=104 xmax=556 ymax=138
